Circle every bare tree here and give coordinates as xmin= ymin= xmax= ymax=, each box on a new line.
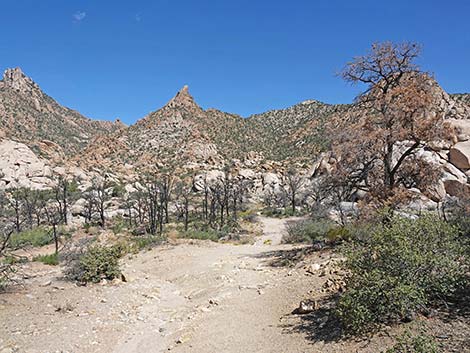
xmin=8 ymin=188 xmax=24 ymax=233
xmin=202 ymin=174 xmax=210 ymax=221
xmin=82 ymin=189 xmax=96 ymax=224
xmin=43 ymin=204 xmax=62 ymax=254
xmin=156 ymin=173 xmax=173 ymax=224
xmin=0 ymin=192 xmax=13 ymax=256
xmin=284 ymin=168 xmax=304 ymax=214
xmin=54 ymin=176 xmax=75 ymax=225
xmin=174 ymin=180 xmax=192 ymax=232
xmin=92 ymin=176 xmax=111 ymax=228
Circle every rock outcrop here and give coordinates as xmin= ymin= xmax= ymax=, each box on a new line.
xmin=1 ymin=67 xmax=41 ymax=95
xmin=0 ymin=139 xmax=53 ymax=189
xmin=449 ymin=141 xmax=470 ymax=169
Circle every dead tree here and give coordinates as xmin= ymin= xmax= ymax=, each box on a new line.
xmin=284 ymin=169 xmax=304 ymax=214
xmin=8 ymin=188 xmax=23 ymax=233
xmin=54 ymin=176 xmax=75 ymax=225
xmin=43 ymin=204 xmax=62 ymax=254
xmin=92 ymin=177 xmax=111 ymax=228
xmin=175 ymin=181 xmax=192 ymax=231
xmin=83 ymin=190 xmax=94 ymax=224
xmin=158 ymin=173 xmax=173 ymax=224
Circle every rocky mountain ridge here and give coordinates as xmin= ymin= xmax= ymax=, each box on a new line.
xmin=1 ymin=68 xmax=470 ymax=206
xmin=74 ymin=84 xmax=347 ymax=175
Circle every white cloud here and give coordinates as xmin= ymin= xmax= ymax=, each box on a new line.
xmin=73 ymin=11 xmax=87 ymax=22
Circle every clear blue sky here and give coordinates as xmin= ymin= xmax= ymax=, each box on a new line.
xmin=1 ymin=0 xmax=469 ymax=124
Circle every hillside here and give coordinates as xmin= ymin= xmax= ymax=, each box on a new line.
xmin=0 ymin=68 xmax=125 ymax=159
xmin=75 ymin=86 xmax=348 ymax=173
xmin=1 ymin=67 xmax=470 ymax=185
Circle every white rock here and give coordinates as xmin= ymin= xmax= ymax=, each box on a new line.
xmin=0 ymin=139 xmax=53 ymax=189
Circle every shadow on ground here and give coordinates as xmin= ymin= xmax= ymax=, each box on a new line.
xmin=280 ymin=295 xmax=346 ymax=344
xmin=440 ymin=287 xmax=470 ymax=321
xmin=248 ymin=246 xmax=319 ymax=267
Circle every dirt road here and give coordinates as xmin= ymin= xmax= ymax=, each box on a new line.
xmin=0 ymin=217 xmax=389 ymax=353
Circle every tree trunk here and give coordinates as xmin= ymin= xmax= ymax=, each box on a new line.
xmin=53 ymin=224 xmax=59 ymax=254
xmin=184 ymin=198 xmax=189 ymax=232
xmin=291 ymin=193 xmax=296 ymax=214
xmin=63 ymin=184 xmax=68 ymax=225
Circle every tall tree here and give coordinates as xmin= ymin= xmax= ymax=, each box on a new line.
xmin=331 ymin=42 xmax=447 ymax=207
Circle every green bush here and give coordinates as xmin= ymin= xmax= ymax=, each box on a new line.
xmin=442 ymin=197 xmax=470 ymax=237
xmin=9 ymin=227 xmax=52 ymax=249
xmin=337 ymin=215 xmax=468 ymax=334
xmin=131 ymin=236 xmax=165 ymax=251
xmin=182 ymin=229 xmax=221 ymax=242
xmin=108 ymin=182 xmax=126 ymax=197
xmin=111 ymin=216 xmax=127 ymax=235
xmin=76 ymin=245 xmax=122 ymax=283
xmin=239 ymin=209 xmax=258 ymax=223
xmin=284 ymin=219 xmax=335 ymax=243
xmin=33 ymin=253 xmax=59 ymax=266
xmin=385 ymin=328 xmax=439 ymax=353
xmin=261 ymin=207 xmax=284 ymax=218
xmin=2 ymin=255 xmax=28 ymax=265
xmin=262 ymin=207 xmax=308 ymax=218
xmin=326 ymin=226 xmax=352 ymax=243
xmin=83 ymin=223 xmax=91 ymax=233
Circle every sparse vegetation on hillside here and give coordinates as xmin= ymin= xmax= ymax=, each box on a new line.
xmin=0 ymin=68 xmax=123 ymax=156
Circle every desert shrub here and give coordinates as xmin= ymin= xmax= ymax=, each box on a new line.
xmin=2 ymin=255 xmax=28 ymax=265
xmin=58 ymin=226 xmax=74 ymax=240
xmin=243 ymin=213 xmax=258 ymax=223
xmin=337 ymin=215 xmax=468 ymax=334
xmin=110 ymin=182 xmax=126 ymax=197
xmin=182 ymin=229 xmax=221 ymax=242
xmin=131 ymin=235 xmax=165 ymax=251
xmin=33 ymin=253 xmax=59 ymax=266
xmin=261 ymin=207 xmax=284 ymax=218
xmin=445 ymin=198 xmax=470 ymax=242
xmin=263 ymin=206 xmax=308 ymax=218
xmin=73 ymin=245 xmax=122 ymax=283
xmin=385 ymin=328 xmax=439 ymax=353
xmin=284 ymin=219 xmax=335 ymax=244
xmin=83 ymin=223 xmax=91 ymax=233
xmin=111 ymin=216 xmax=127 ymax=235
xmin=326 ymin=226 xmax=352 ymax=243
xmin=9 ymin=227 xmax=52 ymax=249
xmin=283 ymin=207 xmax=296 ymax=217
xmin=239 ymin=210 xmax=258 ymax=223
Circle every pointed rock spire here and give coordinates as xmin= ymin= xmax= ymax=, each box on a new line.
xmin=165 ymin=85 xmax=201 ymax=111
xmin=2 ymin=67 xmax=40 ymax=94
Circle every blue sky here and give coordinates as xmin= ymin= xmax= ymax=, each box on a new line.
xmin=1 ymin=0 xmax=469 ymax=124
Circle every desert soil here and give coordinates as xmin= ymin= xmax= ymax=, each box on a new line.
xmin=0 ymin=217 xmax=398 ymax=353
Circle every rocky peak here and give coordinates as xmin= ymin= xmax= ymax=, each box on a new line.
xmin=165 ymin=85 xmax=201 ymax=111
xmin=1 ymin=67 xmax=41 ymax=95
